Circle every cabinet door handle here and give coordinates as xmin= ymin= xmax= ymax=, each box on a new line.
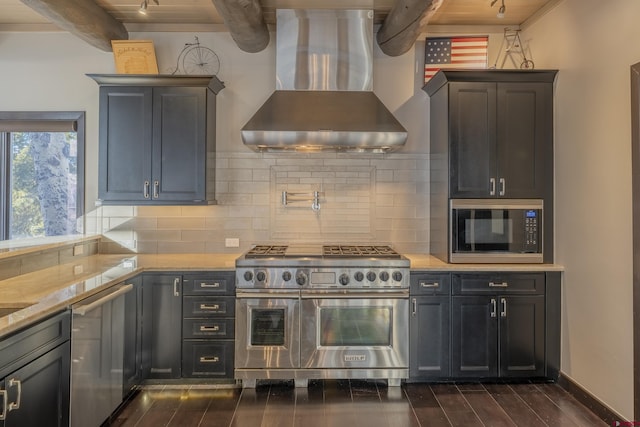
xmin=7 ymin=379 xmax=20 ymax=412
xmin=489 ymin=281 xmax=508 ymax=288
xmin=412 ymin=298 xmax=417 ymax=316
xmin=200 ymin=304 xmax=220 ymax=311
xmin=153 ymin=180 xmax=160 ymax=199
xmin=199 ymin=356 xmax=219 ymax=363
xmin=501 ymin=298 xmax=507 ymax=318
xmin=419 ymin=281 xmax=439 ymax=288
xmin=489 ymin=178 xmax=496 ymax=196
xmin=144 ymin=181 xmax=150 ymax=199
xmin=0 ymin=389 xmax=7 ymax=421
xmin=200 ymin=325 xmax=220 ymax=332
xmin=201 ymin=282 xmax=221 ymax=288
xmin=499 ymin=178 xmax=506 ymax=196
xmin=490 ymin=298 xmax=497 ymax=318
xmin=173 ymin=278 xmax=180 ymax=297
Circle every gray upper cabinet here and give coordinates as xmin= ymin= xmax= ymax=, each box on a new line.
xmin=424 ymin=70 xmax=556 ymax=199
xmin=89 ymin=74 xmax=224 ymax=205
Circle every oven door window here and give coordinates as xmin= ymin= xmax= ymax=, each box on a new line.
xmin=320 ymin=307 xmax=391 ymax=346
xmin=251 ymin=309 xmax=285 ymax=346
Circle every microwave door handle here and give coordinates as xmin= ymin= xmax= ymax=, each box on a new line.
xmin=489 ymin=178 xmax=496 ymax=196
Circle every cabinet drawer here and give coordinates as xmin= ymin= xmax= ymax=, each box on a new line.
xmin=410 ymin=273 xmax=451 ymax=295
xmin=182 ymin=341 xmax=234 ymax=378
xmin=182 ymin=272 xmax=235 ymax=296
xmin=183 ymin=296 xmax=235 ymax=317
xmin=183 ymin=318 xmax=234 ymax=339
xmin=0 ymin=310 xmax=70 ymax=377
xmin=452 ymin=273 xmax=545 ymax=295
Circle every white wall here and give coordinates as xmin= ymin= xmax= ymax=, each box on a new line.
xmin=524 ymin=0 xmax=636 ymax=419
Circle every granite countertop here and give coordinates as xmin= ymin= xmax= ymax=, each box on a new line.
xmin=0 ymin=253 xmax=239 ymax=338
xmin=0 ymin=250 xmax=563 ymax=339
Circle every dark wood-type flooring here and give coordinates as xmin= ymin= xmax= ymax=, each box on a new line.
xmin=109 ymin=380 xmax=610 ymax=427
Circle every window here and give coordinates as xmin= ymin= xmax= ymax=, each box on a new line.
xmin=0 ymin=112 xmax=85 ymax=241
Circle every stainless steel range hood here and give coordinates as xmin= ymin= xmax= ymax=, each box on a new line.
xmin=241 ymin=9 xmax=408 ymax=153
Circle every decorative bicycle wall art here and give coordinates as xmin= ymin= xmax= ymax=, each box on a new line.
xmin=168 ymin=36 xmax=220 ymax=76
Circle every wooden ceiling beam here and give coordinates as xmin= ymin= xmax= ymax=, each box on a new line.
xmin=19 ymin=0 xmax=128 ymax=52
xmin=211 ymin=0 xmax=269 ymax=53
xmin=377 ymin=0 xmax=443 ymax=56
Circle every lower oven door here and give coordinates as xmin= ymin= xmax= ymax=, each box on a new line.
xmin=235 ymin=290 xmax=300 ymax=370
xmin=300 ymin=291 xmax=409 ymax=370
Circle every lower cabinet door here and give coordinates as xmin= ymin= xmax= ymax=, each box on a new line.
xmin=182 ymin=341 xmax=233 ymax=378
xmin=451 ymin=296 xmax=498 ymax=378
xmin=409 ymin=296 xmax=450 ymax=379
xmin=2 ymin=341 xmax=70 ymax=427
xmin=499 ymin=296 xmax=545 ymax=378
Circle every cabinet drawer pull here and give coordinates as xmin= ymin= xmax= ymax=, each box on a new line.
xmin=200 ymin=282 xmax=221 ymax=288
xmin=412 ymin=298 xmax=417 ymax=316
xmin=199 ymin=356 xmax=219 ymax=363
xmin=490 ymin=298 xmax=497 ymax=318
xmin=144 ymin=181 xmax=150 ymax=199
xmin=153 ymin=180 xmax=160 ymax=198
xmin=489 ymin=281 xmax=508 ymax=288
xmin=420 ymin=281 xmax=439 ymax=288
xmin=200 ymin=304 xmax=220 ymax=310
xmin=499 ymin=178 xmax=506 ymax=196
xmin=0 ymin=389 xmax=7 ymax=421
xmin=489 ymin=178 xmax=496 ymax=196
xmin=501 ymin=298 xmax=507 ymax=318
xmin=200 ymin=325 xmax=220 ymax=332
xmin=8 ymin=379 xmax=20 ymax=412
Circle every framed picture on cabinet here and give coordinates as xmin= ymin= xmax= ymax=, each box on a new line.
xmin=111 ymin=40 xmax=159 ymax=74
xmin=424 ymin=36 xmax=488 ymax=83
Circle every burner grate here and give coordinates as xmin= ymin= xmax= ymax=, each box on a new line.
xmin=322 ymin=245 xmax=401 ymax=258
xmin=245 ymin=245 xmax=288 ymax=258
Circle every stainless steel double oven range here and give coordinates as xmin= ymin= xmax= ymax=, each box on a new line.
xmin=235 ymin=245 xmax=410 ymax=388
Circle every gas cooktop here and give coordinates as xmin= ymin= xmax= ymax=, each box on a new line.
xmin=243 ymin=244 xmax=403 ymax=259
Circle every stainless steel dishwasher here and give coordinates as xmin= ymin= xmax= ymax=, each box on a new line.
xmin=70 ymin=283 xmax=133 ymax=427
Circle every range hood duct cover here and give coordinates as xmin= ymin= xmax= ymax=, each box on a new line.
xmin=241 ymin=9 xmax=408 ymax=153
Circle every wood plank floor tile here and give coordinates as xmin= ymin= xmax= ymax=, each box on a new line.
xmin=430 ymin=384 xmax=483 ymax=426
xmin=484 ymin=383 xmax=547 ymax=427
xmin=107 ymin=381 xmax=610 ymax=427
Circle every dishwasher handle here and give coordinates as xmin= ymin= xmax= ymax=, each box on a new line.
xmin=74 ymin=284 xmax=134 ymax=316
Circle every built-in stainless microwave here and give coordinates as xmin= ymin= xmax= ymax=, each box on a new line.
xmin=450 ymin=199 xmax=543 ymax=263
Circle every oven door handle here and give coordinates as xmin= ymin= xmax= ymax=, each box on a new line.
xmin=301 ymin=290 xmax=409 ymax=299
xmin=236 ymin=290 xmax=300 ymax=299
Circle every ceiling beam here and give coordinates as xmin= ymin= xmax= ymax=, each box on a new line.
xmin=377 ymin=0 xmax=443 ymax=56
xmin=211 ymin=0 xmax=270 ymax=53
xmin=19 ymin=0 xmax=128 ymax=52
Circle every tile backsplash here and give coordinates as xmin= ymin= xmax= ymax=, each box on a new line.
xmin=90 ymin=151 xmax=429 ymax=254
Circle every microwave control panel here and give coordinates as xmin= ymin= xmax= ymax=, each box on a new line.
xmin=524 ymin=210 xmax=539 ymax=250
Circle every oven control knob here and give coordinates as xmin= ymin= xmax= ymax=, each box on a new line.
xmin=339 ymin=274 xmax=350 ymax=286
xmin=243 ymin=271 xmax=254 ymax=282
xmin=392 ymin=271 xmax=403 ymax=282
xmin=354 ymin=271 xmax=364 ymax=282
xmin=256 ymin=271 xmax=267 ymax=282
xmin=379 ymin=271 xmax=390 ymax=282
xmin=366 ymin=271 xmax=377 ymax=282
xmin=282 ymin=271 xmax=292 ymax=282
xmin=296 ymin=271 xmax=308 ymax=286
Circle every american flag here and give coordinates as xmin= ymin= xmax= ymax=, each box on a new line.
xmin=424 ymin=36 xmax=489 ymax=83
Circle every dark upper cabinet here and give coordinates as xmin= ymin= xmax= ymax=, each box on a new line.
xmin=425 ymin=70 xmax=556 ymax=199
xmin=89 ymin=74 xmax=224 ymax=205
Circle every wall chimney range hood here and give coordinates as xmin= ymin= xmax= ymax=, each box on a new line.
xmin=241 ymin=9 xmax=408 ymax=153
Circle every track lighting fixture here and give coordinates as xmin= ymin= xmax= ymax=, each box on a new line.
xmin=138 ymin=0 xmax=159 ymax=15
xmin=495 ymin=0 xmax=506 ymax=19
